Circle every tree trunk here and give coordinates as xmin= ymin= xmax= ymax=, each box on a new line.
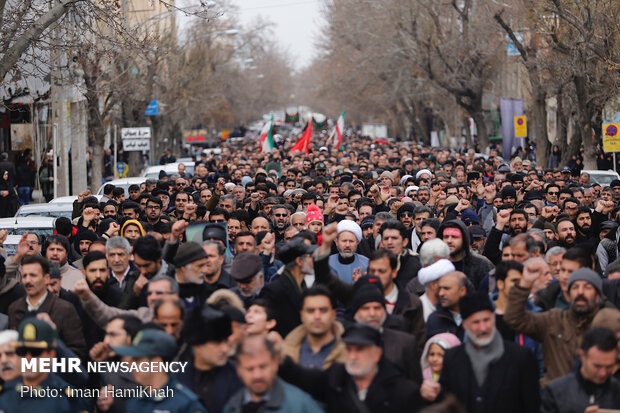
xmin=91 ymin=142 xmax=103 ymax=191
xmin=471 ymin=111 xmax=488 ymax=151
xmin=573 ymin=75 xmax=598 ymax=169
xmin=532 ymin=91 xmax=551 ymax=168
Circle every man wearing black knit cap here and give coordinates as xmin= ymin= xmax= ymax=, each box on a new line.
xmin=422 ymin=291 xmax=540 ymax=412
xmin=500 ymin=185 xmax=517 ymax=207
xmin=177 ymin=305 xmax=243 ymax=413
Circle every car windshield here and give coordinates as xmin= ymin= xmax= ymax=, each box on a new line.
xmin=590 ymin=174 xmax=617 ymax=184
xmin=12 ymin=228 xmax=54 ymax=236
xmin=16 ymin=210 xmax=72 ymax=218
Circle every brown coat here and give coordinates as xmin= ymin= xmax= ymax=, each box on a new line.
xmin=504 ymin=284 xmax=596 ymax=385
xmin=8 ymin=293 xmax=87 ymax=360
xmin=283 ymin=320 xmax=347 ymax=369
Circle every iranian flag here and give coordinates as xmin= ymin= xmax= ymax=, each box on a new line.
xmin=290 ymin=120 xmax=313 ymax=154
xmin=259 ymin=116 xmax=274 ymax=153
xmin=329 ymin=110 xmax=345 ymax=150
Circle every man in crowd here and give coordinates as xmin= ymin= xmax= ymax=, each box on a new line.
xmin=505 ymin=259 xmax=603 ymax=384
xmin=423 ymin=292 xmax=540 ymax=412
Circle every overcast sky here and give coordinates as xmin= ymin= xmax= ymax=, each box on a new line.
xmin=175 ymin=0 xmax=323 ymax=69
xmin=235 ymin=0 xmax=323 ymax=70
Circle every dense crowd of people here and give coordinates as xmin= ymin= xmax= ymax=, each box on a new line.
xmin=0 ymin=136 xmax=619 ymax=412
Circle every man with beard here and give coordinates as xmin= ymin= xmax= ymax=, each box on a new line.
xmin=277 ymin=323 xmax=422 ymax=413
xmin=329 ymin=220 xmax=368 ymax=284
xmin=505 ymin=259 xmax=604 ymax=385
xmin=71 ymin=229 xmax=98 ymax=269
xmin=555 ymin=218 xmax=577 ymax=248
xmin=260 ymin=237 xmax=318 ymax=337
xmin=283 ymin=286 xmax=346 ymax=369
xmin=230 ymin=252 xmax=264 ymax=308
xmin=44 ymin=234 xmax=83 ymax=290
xmin=225 ymin=335 xmax=324 ymax=413
xmin=422 ymin=292 xmax=540 ymax=412
xmin=574 ymin=206 xmax=593 ymax=243
xmin=410 ymin=206 xmax=432 ymax=252
xmin=270 ymin=204 xmax=290 ymax=242
xmin=121 ymin=236 xmax=171 ymax=309
xmin=426 ymin=271 xmax=469 ymax=341
xmin=173 ymin=241 xmax=212 ymax=308
xmin=81 ymin=251 xmax=122 ymax=347
xmin=483 ymin=208 xmax=528 ymax=265
xmin=439 ymin=220 xmax=494 ymax=288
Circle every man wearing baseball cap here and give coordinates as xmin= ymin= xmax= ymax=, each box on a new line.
xmin=425 ymin=292 xmax=540 ymax=412
xmin=114 ymin=328 xmax=206 ymax=413
xmin=0 ymin=317 xmax=89 ymax=411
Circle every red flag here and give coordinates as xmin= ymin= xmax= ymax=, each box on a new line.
xmin=290 ymin=120 xmax=312 ymax=154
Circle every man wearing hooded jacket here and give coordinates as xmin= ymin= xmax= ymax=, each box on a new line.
xmin=439 ymin=220 xmax=494 ymax=289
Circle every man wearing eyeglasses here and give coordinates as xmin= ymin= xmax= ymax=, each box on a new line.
xmin=270 ymin=204 xmax=290 ymax=243
xmin=4 ymin=232 xmax=41 ymax=283
xmin=545 ymin=184 xmax=560 ymax=206
xmin=0 ymin=317 xmax=90 ymax=411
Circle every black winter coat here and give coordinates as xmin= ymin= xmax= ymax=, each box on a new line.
xmin=260 ymin=269 xmax=305 ymax=337
xmin=541 ymin=371 xmax=620 ymax=413
xmin=426 ymin=304 xmax=465 ymax=341
xmin=439 ymin=340 xmax=540 ymax=413
xmin=279 ymin=356 xmax=422 ymax=413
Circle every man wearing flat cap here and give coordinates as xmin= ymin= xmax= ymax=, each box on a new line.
xmin=177 ymin=305 xmax=243 ymax=413
xmin=423 ymin=292 xmax=540 ymax=412
xmin=259 ymin=237 xmax=318 ymax=337
xmin=114 ymin=328 xmax=206 ymax=413
xmin=0 ymin=317 xmax=90 ymax=411
xmin=173 ymin=241 xmax=212 ymax=309
xmin=277 ymin=323 xmax=422 ymax=413
xmin=230 ymin=252 xmax=264 ymax=309
xmin=329 ymin=220 xmax=368 ymax=284
xmin=506 ymin=260 xmax=605 ymax=385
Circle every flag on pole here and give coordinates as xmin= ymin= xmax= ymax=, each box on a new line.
xmin=330 ymin=110 xmax=345 ymax=150
xmin=259 ymin=116 xmax=274 ymax=153
xmin=291 ymin=120 xmax=313 ymax=154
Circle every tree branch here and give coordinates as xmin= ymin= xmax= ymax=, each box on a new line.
xmin=0 ymin=0 xmax=82 ymax=80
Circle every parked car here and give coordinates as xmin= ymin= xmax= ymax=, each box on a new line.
xmin=581 ymin=170 xmax=620 ymax=187
xmin=1 ymin=234 xmax=23 ymax=256
xmin=96 ymin=177 xmax=146 ymax=197
xmin=49 ymin=195 xmax=104 ymax=204
xmin=142 ymin=162 xmax=195 ymax=179
xmin=15 ymin=203 xmax=74 ymax=218
xmin=0 ymin=217 xmax=56 ymax=237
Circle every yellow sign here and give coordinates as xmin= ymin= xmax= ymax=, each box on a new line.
xmin=514 ymin=116 xmax=527 ymax=138
xmin=221 ymin=129 xmax=230 ymax=140
xmin=603 ymin=123 xmax=620 ymax=153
